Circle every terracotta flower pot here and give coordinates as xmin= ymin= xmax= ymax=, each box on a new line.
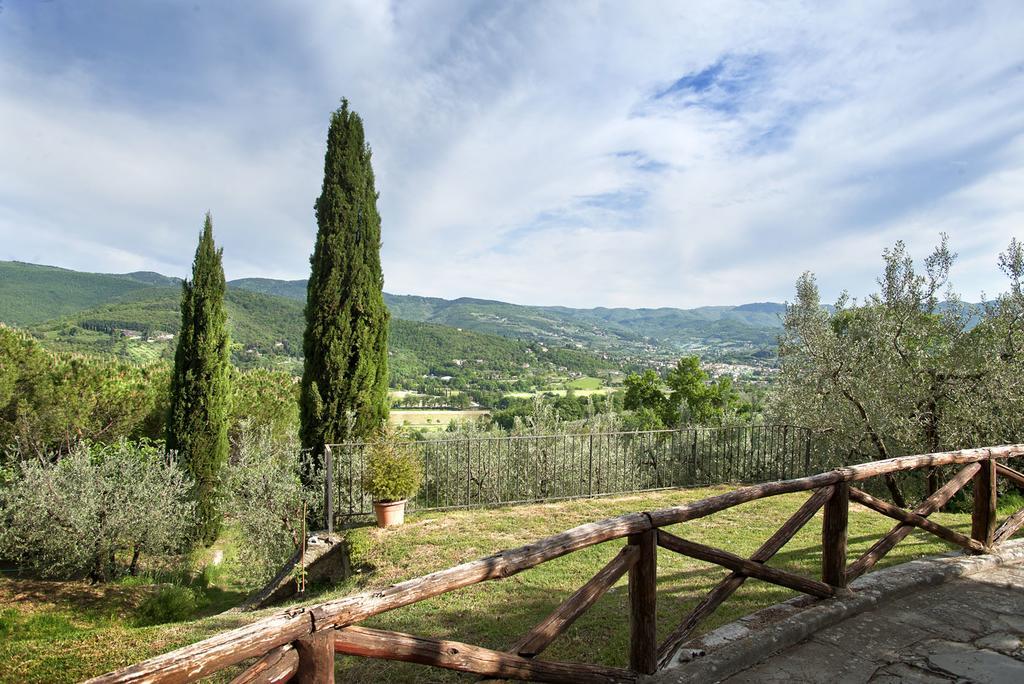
xmin=373 ymin=499 xmax=407 ymax=528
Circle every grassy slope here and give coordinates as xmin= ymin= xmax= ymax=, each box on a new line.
xmin=0 ymin=262 xmax=156 ymax=326
xmin=0 ymin=487 xmax=978 ymax=683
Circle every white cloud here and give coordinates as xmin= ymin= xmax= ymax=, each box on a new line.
xmin=1 ymin=1 xmax=1022 ymax=307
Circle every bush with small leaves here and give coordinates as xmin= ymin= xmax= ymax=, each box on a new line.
xmin=224 ymin=424 xmax=322 ymax=587
xmin=134 ymin=585 xmax=203 ymax=626
xmin=364 ymin=426 xmax=422 ymax=503
xmin=0 ymin=439 xmax=194 ymax=581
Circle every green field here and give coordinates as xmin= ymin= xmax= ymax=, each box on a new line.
xmin=0 ymin=486 xmax=981 ymax=683
xmin=565 ymin=376 xmax=604 ymax=390
xmin=389 ymin=409 xmax=490 ymax=431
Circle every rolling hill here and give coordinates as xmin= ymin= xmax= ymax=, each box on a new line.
xmin=0 ymin=261 xmax=179 ymax=326
xmin=3 ymin=262 xmax=618 ymax=386
xmin=230 ymin=278 xmax=785 ymax=358
xmin=1 ymin=260 xmax=786 ymax=371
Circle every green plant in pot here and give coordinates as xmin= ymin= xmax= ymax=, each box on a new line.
xmin=364 ymin=425 xmax=422 ymax=527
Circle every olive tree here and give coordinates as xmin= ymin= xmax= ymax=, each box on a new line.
xmin=224 ymin=425 xmax=322 ymax=586
xmin=0 ymin=440 xmax=194 ymax=581
xmin=772 ymin=236 xmax=1023 ymax=505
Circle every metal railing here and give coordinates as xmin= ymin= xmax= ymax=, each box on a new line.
xmin=325 ymin=425 xmax=815 ymax=526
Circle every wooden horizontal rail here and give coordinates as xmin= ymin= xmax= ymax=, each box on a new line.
xmin=848 ymin=487 xmax=984 ymax=552
xmin=512 ymin=544 xmax=639 ymax=658
xmin=311 ymin=513 xmax=652 ymax=630
xmin=656 ymin=529 xmax=834 ymax=599
xmin=334 ymin=625 xmax=637 ymax=683
xmin=87 ymin=444 xmax=1024 ymax=684
xmin=645 ymin=446 xmax=1020 ymax=528
xmin=86 ymin=610 xmax=312 ymax=683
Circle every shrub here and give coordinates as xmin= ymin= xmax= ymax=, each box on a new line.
xmin=0 ymin=439 xmax=194 ymax=581
xmin=224 ymin=424 xmax=321 ymax=587
xmin=364 ymin=426 xmax=422 ymax=503
xmin=134 ymin=585 xmax=200 ymax=626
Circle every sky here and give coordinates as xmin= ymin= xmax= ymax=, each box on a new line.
xmin=1 ymin=1 xmax=1023 ymax=308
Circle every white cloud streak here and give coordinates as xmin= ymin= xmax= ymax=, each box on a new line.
xmin=1 ymin=0 xmax=1022 ymax=307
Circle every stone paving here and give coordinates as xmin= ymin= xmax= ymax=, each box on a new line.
xmin=723 ymin=562 xmax=1024 ymax=683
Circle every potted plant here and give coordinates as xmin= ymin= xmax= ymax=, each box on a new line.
xmin=364 ymin=425 xmax=422 ymax=528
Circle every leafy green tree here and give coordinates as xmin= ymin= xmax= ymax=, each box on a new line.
xmin=167 ymin=214 xmax=231 ymax=544
xmin=0 ymin=325 xmax=166 ymax=460
xmin=623 ymin=369 xmax=667 ymax=427
xmin=664 ymin=356 xmax=734 ymax=425
xmin=301 ymin=100 xmax=390 ymax=467
xmin=772 ymin=236 xmax=1024 ymax=506
xmin=0 ymin=439 xmax=193 ymax=582
xmin=224 ymin=425 xmax=320 ymax=586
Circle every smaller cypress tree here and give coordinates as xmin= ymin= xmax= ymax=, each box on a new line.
xmin=167 ymin=213 xmax=231 ymax=545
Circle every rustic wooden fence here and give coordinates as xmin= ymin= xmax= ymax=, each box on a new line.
xmin=324 ymin=425 xmax=815 ymax=527
xmin=88 ymin=444 xmax=1024 ymax=684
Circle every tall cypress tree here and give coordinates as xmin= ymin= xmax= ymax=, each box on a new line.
xmin=300 ymin=100 xmax=389 ymax=467
xmin=167 ymin=213 xmax=231 ymax=545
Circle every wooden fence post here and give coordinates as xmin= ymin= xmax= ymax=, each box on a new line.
xmin=822 ymin=483 xmax=848 ymax=589
xmin=972 ymin=454 xmax=997 ymax=551
xmin=628 ymin=529 xmax=657 ymax=675
xmin=293 ymin=629 xmax=334 ymax=683
xmin=324 ymin=445 xmax=334 ymax=535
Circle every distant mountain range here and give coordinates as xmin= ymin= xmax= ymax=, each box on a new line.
xmin=231 ymin=277 xmax=786 ymax=359
xmin=0 ymin=261 xmax=786 ymax=368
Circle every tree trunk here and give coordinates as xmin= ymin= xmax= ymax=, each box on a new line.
xmin=129 ymin=546 xmax=142 ymax=576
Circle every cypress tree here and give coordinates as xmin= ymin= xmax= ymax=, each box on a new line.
xmin=300 ymin=100 xmax=389 ymax=469
xmin=167 ymin=213 xmax=231 ymax=545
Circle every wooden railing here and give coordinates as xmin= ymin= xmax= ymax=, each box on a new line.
xmin=87 ymin=445 xmax=1024 ymax=684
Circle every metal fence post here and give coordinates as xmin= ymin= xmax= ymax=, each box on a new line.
xmin=804 ymin=430 xmax=812 ymax=475
xmin=324 ymin=444 xmax=334 ymax=535
xmin=589 ymin=436 xmax=598 ymax=493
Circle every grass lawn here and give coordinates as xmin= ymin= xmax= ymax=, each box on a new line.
xmin=565 ymin=376 xmax=604 ymax=391
xmin=0 ymin=486 xmax=981 ymax=683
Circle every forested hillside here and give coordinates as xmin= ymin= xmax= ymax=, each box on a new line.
xmin=230 ymin=277 xmax=784 ymax=359
xmin=0 ymin=261 xmax=175 ymax=326
xmin=1 ymin=262 xmax=618 ymax=389
xmin=2 ymin=261 xmax=785 ymax=366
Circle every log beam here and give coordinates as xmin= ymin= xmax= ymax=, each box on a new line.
xmin=228 ymin=645 xmax=298 ymax=684
xmin=512 ymin=545 xmax=638 ymax=658
xmin=657 ymin=530 xmax=833 ymax=599
xmin=293 ymin=629 xmax=334 ymax=684
xmin=627 ymin=530 xmax=658 ymax=675
xmin=972 ymin=456 xmax=997 ymax=551
xmin=847 ymin=462 xmax=980 ymax=581
xmin=994 ymin=507 xmax=1024 ymax=545
xmin=822 ymin=483 xmax=849 ymax=588
xmin=848 ymin=487 xmax=984 ymax=552
xmin=334 ymin=625 xmax=636 ymax=683
xmin=996 ymin=462 xmax=1024 ymax=489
